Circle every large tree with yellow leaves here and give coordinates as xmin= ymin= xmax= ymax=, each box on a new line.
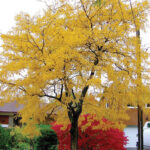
xmin=0 ymin=0 xmax=149 ymax=149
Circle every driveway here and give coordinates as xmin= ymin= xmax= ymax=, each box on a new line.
xmin=127 ymin=146 xmax=150 ymax=150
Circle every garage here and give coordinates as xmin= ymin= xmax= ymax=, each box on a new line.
xmin=124 ymin=126 xmax=138 ymax=148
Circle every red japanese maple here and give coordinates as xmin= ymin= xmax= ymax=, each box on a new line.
xmin=52 ymin=115 xmax=128 ymax=150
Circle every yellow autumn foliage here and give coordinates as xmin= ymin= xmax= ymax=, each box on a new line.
xmin=0 ymin=0 xmax=150 ymax=136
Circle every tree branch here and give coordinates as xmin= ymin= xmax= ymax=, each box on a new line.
xmin=114 ymin=63 xmax=129 ymax=74
xmin=72 ymin=89 xmax=76 ymax=99
xmin=80 ymin=0 xmax=93 ymax=29
xmin=59 ymin=84 xmax=63 ymax=101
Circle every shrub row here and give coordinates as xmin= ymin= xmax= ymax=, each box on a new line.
xmin=0 ymin=125 xmax=58 ymax=150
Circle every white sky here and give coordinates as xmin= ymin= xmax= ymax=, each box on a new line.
xmin=0 ymin=0 xmax=149 ymax=49
xmin=0 ymin=0 xmax=46 ymax=33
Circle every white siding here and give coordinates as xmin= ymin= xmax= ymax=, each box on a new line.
xmin=0 ymin=124 xmax=9 ymax=127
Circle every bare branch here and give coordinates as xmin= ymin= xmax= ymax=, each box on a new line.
xmin=26 ymin=32 xmax=42 ymax=53
xmin=114 ymin=63 xmax=129 ymax=74
xmin=41 ymin=29 xmax=45 ymax=52
xmin=59 ymin=84 xmax=63 ymax=101
xmin=54 ymin=84 xmax=57 ymax=97
xmin=72 ymin=89 xmax=76 ymax=99
xmin=80 ymin=0 xmax=93 ymax=29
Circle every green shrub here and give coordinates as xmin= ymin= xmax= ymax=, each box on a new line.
xmin=35 ymin=124 xmax=58 ymax=150
xmin=13 ymin=142 xmax=30 ymax=150
xmin=10 ymin=127 xmax=30 ymax=150
xmin=0 ymin=124 xmax=58 ymax=150
xmin=0 ymin=125 xmax=12 ymax=150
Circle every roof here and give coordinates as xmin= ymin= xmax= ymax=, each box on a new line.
xmin=0 ymin=101 xmax=24 ymax=113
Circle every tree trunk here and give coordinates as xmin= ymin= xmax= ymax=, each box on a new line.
xmin=68 ymin=101 xmax=82 ymax=150
xmin=70 ymin=117 xmax=78 ymax=150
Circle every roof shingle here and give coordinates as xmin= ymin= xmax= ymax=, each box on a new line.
xmin=0 ymin=101 xmax=23 ymax=113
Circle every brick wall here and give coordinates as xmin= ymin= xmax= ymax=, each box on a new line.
xmin=125 ymin=108 xmax=150 ymax=126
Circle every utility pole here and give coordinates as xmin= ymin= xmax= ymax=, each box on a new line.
xmin=129 ymin=0 xmax=144 ymax=148
xmin=138 ymin=105 xmax=143 ymax=150
xmin=136 ymin=29 xmax=143 ymax=150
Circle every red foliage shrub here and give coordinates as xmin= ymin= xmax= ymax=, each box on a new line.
xmin=52 ymin=115 xmax=128 ymax=150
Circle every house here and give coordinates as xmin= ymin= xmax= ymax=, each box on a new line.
xmin=0 ymin=101 xmax=23 ymax=127
xmin=0 ymin=101 xmax=58 ymax=127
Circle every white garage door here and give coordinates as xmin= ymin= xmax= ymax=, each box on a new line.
xmin=124 ymin=126 xmax=138 ymax=148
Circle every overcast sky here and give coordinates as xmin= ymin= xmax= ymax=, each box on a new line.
xmin=0 ymin=0 xmax=46 ymax=33
xmin=0 ymin=0 xmax=149 ymax=49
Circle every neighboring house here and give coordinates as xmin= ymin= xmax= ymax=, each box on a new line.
xmin=124 ymin=108 xmax=150 ymax=149
xmin=0 ymin=101 xmax=57 ymax=127
xmin=0 ymin=101 xmax=23 ymax=127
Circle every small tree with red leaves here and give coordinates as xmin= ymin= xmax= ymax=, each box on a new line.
xmin=52 ymin=115 xmax=128 ymax=150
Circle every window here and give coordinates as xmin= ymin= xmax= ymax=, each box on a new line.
xmin=127 ymin=104 xmax=136 ymax=108
xmin=106 ymin=103 xmax=109 ymax=108
xmin=146 ymin=104 xmax=150 ymax=108
xmin=147 ymin=123 xmax=150 ymax=128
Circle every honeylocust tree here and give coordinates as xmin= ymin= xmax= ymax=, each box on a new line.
xmin=0 ymin=0 xmax=149 ymax=150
